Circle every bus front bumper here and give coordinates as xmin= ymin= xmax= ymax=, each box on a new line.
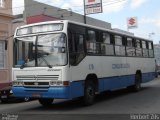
xmin=12 ymin=86 xmax=70 ymax=99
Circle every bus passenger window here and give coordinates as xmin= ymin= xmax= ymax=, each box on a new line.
xmin=114 ymin=35 xmax=125 ymax=56
xmin=148 ymin=42 xmax=154 ymax=57
xmin=103 ymin=33 xmax=110 ymax=44
xmin=87 ymin=30 xmax=96 ymax=54
xmin=69 ymin=33 xmax=85 ymax=65
xmin=135 ymin=39 xmax=142 ymax=57
xmin=76 ymin=35 xmax=84 ymax=52
xmin=101 ymin=32 xmax=114 ymax=55
xmin=142 ymin=41 xmax=148 ymax=57
xmin=126 ymin=38 xmax=135 ymax=56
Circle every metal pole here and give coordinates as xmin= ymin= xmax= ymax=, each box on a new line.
xmin=84 ymin=0 xmax=86 ymax=24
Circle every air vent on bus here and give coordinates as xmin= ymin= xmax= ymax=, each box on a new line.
xmin=16 ymin=75 xmax=59 ymax=81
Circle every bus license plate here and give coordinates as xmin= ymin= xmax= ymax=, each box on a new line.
xmin=32 ymin=94 xmax=41 ymax=98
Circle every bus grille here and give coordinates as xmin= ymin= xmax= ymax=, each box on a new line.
xmin=16 ymin=75 xmax=59 ymax=81
xmin=16 ymin=75 xmax=59 ymax=88
xmin=23 ymin=82 xmax=50 ymax=88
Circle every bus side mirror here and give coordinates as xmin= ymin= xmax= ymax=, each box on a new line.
xmin=5 ymin=41 xmax=8 ymax=50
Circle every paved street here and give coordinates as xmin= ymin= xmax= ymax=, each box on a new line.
xmin=0 ymin=77 xmax=160 ymax=120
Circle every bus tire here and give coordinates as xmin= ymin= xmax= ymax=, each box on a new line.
xmin=38 ymin=98 xmax=54 ymax=106
xmin=83 ymin=81 xmax=95 ymax=106
xmin=133 ymin=73 xmax=141 ymax=92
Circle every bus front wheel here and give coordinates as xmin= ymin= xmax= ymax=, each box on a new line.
xmin=38 ymin=98 xmax=54 ymax=106
xmin=83 ymin=81 xmax=95 ymax=106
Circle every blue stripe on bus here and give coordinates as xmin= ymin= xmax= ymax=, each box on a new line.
xmin=142 ymin=72 xmax=155 ymax=83
xmin=99 ymin=75 xmax=135 ymax=92
xmin=12 ymin=72 xmax=155 ymax=99
xmin=12 ymin=86 xmax=70 ymax=99
xmin=98 ymin=72 xmax=155 ymax=92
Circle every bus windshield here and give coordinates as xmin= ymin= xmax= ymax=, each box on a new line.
xmin=14 ymin=33 xmax=67 ymax=68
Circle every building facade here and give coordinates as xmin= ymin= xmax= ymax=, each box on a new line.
xmin=13 ymin=0 xmax=112 ymax=31
xmin=0 ymin=0 xmax=13 ymax=92
xmin=24 ymin=0 xmax=111 ymax=29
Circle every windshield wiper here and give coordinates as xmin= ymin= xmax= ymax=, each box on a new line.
xmin=20 ymin=55 xmax=29 ymax=69
xmin=20 ymin=54 xmax=52 ymax=69
xmin=37 ymin=53 xmax=52 ymax=68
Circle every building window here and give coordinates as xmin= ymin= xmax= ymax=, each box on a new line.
xmin=0 ymin=41 xmax=6 ymax=69
xmin=0 ymin=0 xmax=5 ymax=8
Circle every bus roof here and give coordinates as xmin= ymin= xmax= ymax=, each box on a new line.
xmin=16 ymin=20 xmax=152 ymax=42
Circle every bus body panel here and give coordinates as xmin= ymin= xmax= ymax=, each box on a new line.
xmin=12 ymin=55 xmax=155 ymax=100
xmin=70 ymin=56 xmax=155 ymax=92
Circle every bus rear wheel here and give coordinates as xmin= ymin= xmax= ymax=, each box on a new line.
xmin=83 ymin=81 xmax=95 ymax=106
xmin=38 ymin=98 xmax=54 ymax=106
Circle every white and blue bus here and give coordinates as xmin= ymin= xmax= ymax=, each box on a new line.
xmin=12 ymin=20 xmax=155 ymax=106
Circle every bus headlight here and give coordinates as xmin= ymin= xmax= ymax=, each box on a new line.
xmin=50 ymin=81 xmax=69 ymax=86
xmin=13 ymin=81 xmax=24 ymax=86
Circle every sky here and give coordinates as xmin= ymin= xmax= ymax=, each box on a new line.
xmin=12 ymin=0 xmax=160 ymax=44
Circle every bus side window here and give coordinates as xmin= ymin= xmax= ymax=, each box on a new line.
xmin=148 ymin=42 xmax=154 ymax=58
xmin=69 ymin=32 xmax=85 ymax=65
xmin=114 ymin=35 xmax=125 ymax=56
xmin=68 ymin=31 xmax=76 ymax=65
xmin=126 ymin=37 xmax=135 ymax=56
xmin=101 ymin=32 xmax=114 ymax=55
xmin=142 ymin=40 xmax=148 ymax=57
xmin=76 ymin=34 xmax=84 ymax=53
xmin=135 ymin=39 xmax=142 ymax=57
xmin=68 ymin=31 xmax=74 ymax=53
xmin=86 ymin=30 xmax=96 ymax=54
xmin=76 ymin=34 xmax=85 ymax=63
